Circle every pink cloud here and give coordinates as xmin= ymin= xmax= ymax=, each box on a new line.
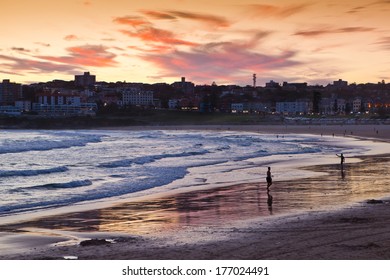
xmin=120 ymin=27 xmax=198 ymax=47
xmin=0 ymin=54 xmax=80 ymax=75
xmin=37 ymin=45 xmax=117 ymax=67
xmin=141 ymin=41 xmax=300 ymax=83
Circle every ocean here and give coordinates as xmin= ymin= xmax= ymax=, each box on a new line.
xmin=0 ymin=129 xmax=388 ymax=218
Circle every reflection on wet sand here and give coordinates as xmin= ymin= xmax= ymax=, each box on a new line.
xmin=267 ymin=190 xmax=273 ymax=215
xmin=2 ymin=155 xmax=390 ymax=237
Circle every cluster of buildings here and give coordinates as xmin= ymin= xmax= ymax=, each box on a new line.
xmin=0 ymin=72 xmax=156 ymax=116
xmin=1 ymin=73 xmax=390 ymax=117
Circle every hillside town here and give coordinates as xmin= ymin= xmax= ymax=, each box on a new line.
xmin=1 ymin=72 xmax=390 ymax=120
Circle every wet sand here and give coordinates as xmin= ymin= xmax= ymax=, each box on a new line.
xmin=0 ymin=124 xmax=390 ymax=259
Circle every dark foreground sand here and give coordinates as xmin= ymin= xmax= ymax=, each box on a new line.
xmin=0 ymin=124 xmax=389 ymax=260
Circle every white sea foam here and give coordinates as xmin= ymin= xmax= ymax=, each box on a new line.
xmin=0 ymin=129 xmax=387 ymax=216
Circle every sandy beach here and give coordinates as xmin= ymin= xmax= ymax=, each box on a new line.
xmin=0 ymin=124 xmax=389 ymax=260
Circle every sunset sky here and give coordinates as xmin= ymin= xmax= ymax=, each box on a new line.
xmin=1 ymin=0 xmax=390 ymax=86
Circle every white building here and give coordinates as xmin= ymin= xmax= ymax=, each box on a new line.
xmin=33 ymin=92 xmax=95 ymax=116
xmin=37 ymin=93 xmax=81 ymax=106
xmin=15 ymin=100 xmax=32 ymax=112
xmin=276 ymin=101 xmax=312 ymax=115
xmin=353 ymin=98 xmax=362 ymax=113
xmin=336 ymin=98 xmax=346 ymax=114
xmin=32 ymin=103 xmax=97 ymax=116
xmin=0 ymin=105 xmax=21 ymax=115
xmin=231 ymin=103 xmax=247 ymax=113
xmin=168 ymin=99 xmax=180 ymax=109
xmin=122 ymin=89 xmax=154 ymax=106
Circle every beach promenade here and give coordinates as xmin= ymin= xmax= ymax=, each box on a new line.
xmin=0 ymin=124 xmax=389 ymax=260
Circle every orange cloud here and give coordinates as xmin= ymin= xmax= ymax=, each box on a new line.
xmin=37 ymin=45 xmax=117 ymax=67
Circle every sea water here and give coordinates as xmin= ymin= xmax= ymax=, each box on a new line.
xmin=0 ymin=129 xmax=385 ymax=217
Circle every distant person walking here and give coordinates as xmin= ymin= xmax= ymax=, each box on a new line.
xmin=266 ymin=167 xmax=272 ymax=190
xmin=336 ymin=153 xmax=345 ymax=168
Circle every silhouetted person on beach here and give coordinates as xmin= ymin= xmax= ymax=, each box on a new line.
xmin=336 ymin=153 xmax=345 ymax=168
xmin=266 ymin=167 xmax=272 ymax=190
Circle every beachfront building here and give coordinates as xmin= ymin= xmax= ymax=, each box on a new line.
xmin=37 ymin=92 xmax=81 ymax=106
xmin=15 ymin=100 xmax=32 ymax=112
xmin=0 ymin=105 xmax=22 ymax=115
xmin=33 ymin=92 xmax=97 ymax=116
xmin=32 ymin=103 xmax=97 ymax=116
xmin=275 ymin=101 xmax=312 ymax=115
xmin=353 ymin=98 xmax=362 ymax=113
xmin=248 ymin=102 xmax=269 ymax=113
xmin=122 ymin=88 xmax=154 ymax=106
xmin=0 ymin=79 xmax=22 ymax=105
xmin=231 ymin=103 xmax=247 ymax=113
xmin=168 ymin=99 xmax=180 ymax=109
xmin=319 ymin=97 xmax=347 ymax=115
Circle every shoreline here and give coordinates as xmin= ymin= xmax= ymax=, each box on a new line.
xmin=0 ymin=124 xmax=389 ymax=259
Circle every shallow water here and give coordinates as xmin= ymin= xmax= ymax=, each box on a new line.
xmin=1 ymin=129 xmax=375 ymax=217
xmin=5 ymin=154 xmax=390 ymax=238
xmin=1 ymin=128 xmax=390 ymax=234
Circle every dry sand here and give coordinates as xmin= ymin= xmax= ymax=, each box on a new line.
xmin=0 ymin=124 xmax=389 ymax=260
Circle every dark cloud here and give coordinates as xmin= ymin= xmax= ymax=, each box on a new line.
xmin=34 ymin=42 xmax=51 ymax=47
xmin=294 ymin=26 xmax=376 ymax=37
xmin=346 ymin=6 xmax=367 ymax=14
xmin=140 ymin=10 xmax=176 ymax=20
xmin=11 ymin=47 xmax=31 ymax=53
xmin=0 ymin=54 xmax=80 ymax=75
xmin=375 ymin=36 xmax=390 ymax=50
xmin=64 ymin=34 xmax=80 ymax=41
xmin=246 ymin=3 xmax=310 ymax=18
xmin=140 ymin=10 xmax=230 ymax=28
xmin=167 ymin=10 xmax=230 ymax=28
